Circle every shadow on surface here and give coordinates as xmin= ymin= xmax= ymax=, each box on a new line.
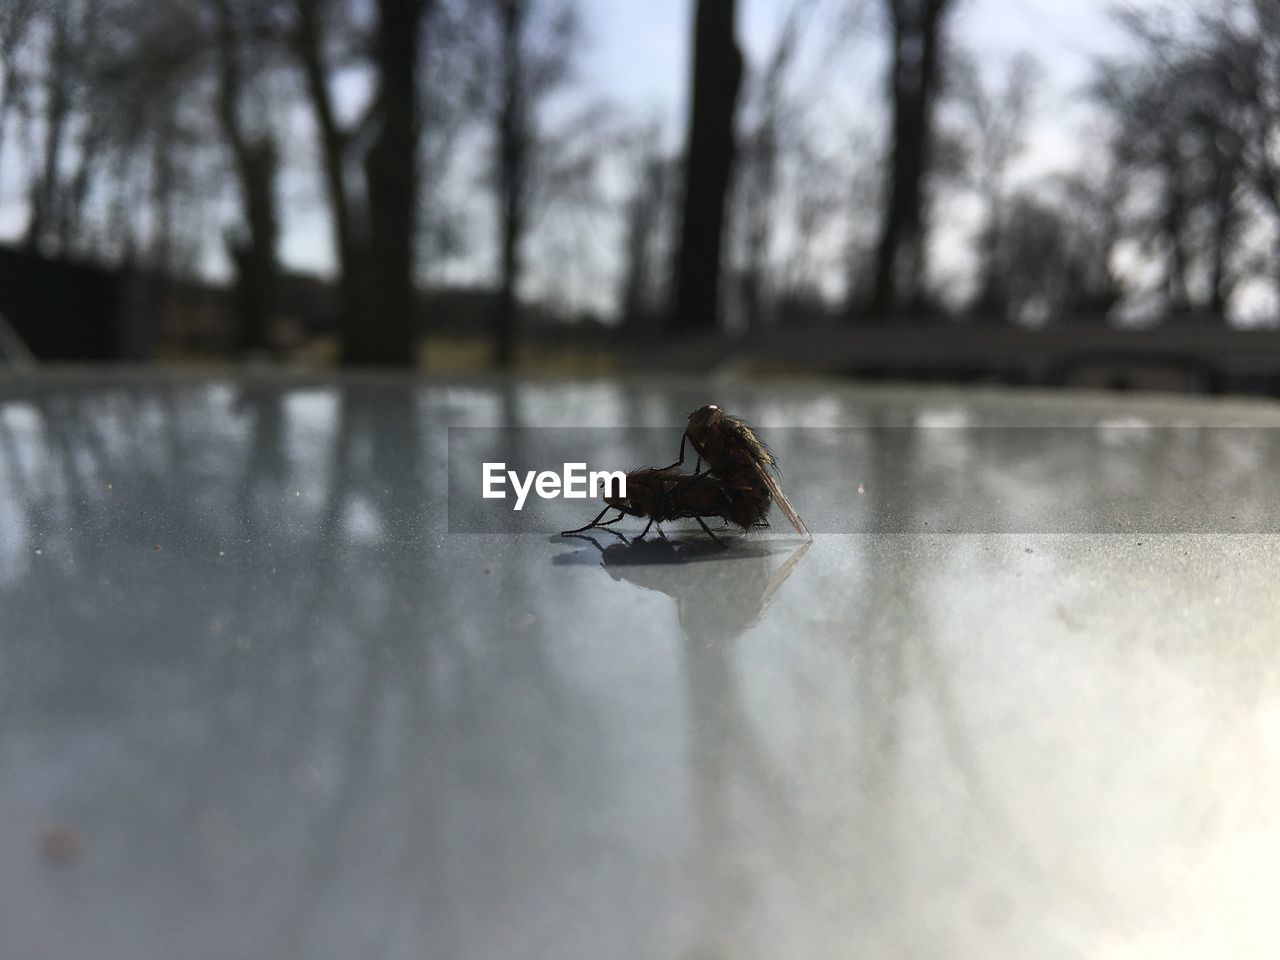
xmin=555 ymin=535 xmax=811 ymax=645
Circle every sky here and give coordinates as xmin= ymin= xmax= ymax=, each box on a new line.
xmin=0 ymin=0 xmax=1161 ymax=304
xmin=579 ymin=0 xmax=1143 ymax=161
xmin=565 ymin=0 xmax=1152 ymax=311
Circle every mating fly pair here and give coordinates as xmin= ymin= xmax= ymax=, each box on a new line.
xmin=561 ymin=405 xmax=812 ymax=547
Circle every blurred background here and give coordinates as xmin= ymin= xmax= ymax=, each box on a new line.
xmin=1 ymin=0 xmax=1279 ymax=392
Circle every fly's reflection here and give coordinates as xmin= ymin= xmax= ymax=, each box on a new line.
xmin=558 ymin=535 xmax=811 ymax=643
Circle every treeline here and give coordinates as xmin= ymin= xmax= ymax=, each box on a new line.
xmin=0 ymin=0 xmax=1278 ymax=366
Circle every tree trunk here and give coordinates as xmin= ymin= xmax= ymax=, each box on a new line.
xmin=213 ymin=0 xmax=280 ymax=357
xmin=1164 ymin=165 xmax=1192 ymax=316
xmin=0 ymin=0 xmax=38 ymax=178
xmin=492 ymin=0 xmax=527 ymax=368
xmin=292 ymin=0 xmax=367 ymax=361
xmin=741 ymin=124 xmax=777 ymax=331
xmin=59 ymin=116 xmax=102 ymax=256
xmin=494 ymin=214 xmax=521 ymax=367
xmin=671 ymin=0 xmax=743 ymax=334
xmin=228 ymin=144 xmax=280 ymax=355
xmin=1207 ymin=210 xmax=1228 ymax=318
xmin=619 ymin=157 xmax=666 ymax=327
xmin=867 ymin=0 xmax=950 ymax=318
xmin=26 ymin=6 xmax=72 ymax=255
xmin=972 ymin=188 xmax=1006 ymax=320
xmin=1206 ymin=160 xmax=1233 ymax=319
xmin=362 ymin=0 xmax=426 ymax=367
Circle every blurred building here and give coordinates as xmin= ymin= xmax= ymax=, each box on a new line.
xmin=0 ymin=246 xmax=121 ymax=360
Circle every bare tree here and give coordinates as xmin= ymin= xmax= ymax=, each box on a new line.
xmin=617 ymin=121 xmax=675 ymax=330
xmin=417 ymin=6 xmax=482 ymax=284
xmin=1095 ymin=8 xmax=1253 ymax=320
xmin=493 ymin=0 xmax=533 ymax=367
xmin=840 ymin=126 xmax=886 ymax=312
xmin=734 ymin=0 xmax=820 ymax=331
xmin=1183 ymin=42 xmax=1248 ymax=316
xmin=287 ymin=0 xmax=365 ymax=350
xmin=0 ymin=0 xmax=39 ymax=175
xmin=23 ymin=0 xmax=93 ymax=254
xmin=865 ymin=0 xmax=957 ymax=317
xmin=475 ymin=0 xmax=583 ymax=367
xmin=1098 ymin=57 xmax=1196 ymax=315
xmin=287 ymin=0 xmax=434 ymax=366
xmin=1200 ymin=1 xmax=1280 ymax=309
xmin=777 ymin=133 xmax=850 ymax=317
xmin=948 ymin=51 xmax=1040 ymax=319
xmin=986 ymin=175 xmax=1122 ymax=325
xmin=364 ymin=0 xmax=430 ymax=366
xmin=1056 ymin=170 xmax=1124 ymax=319
xmin=15 ymin=0 xmax=211 ymax=273
xmin=117 ymin=5 xmax=215 ymax=275
xmin=208 ymin=0 xmax=281 ymax=356
xmin=672 ymin=0 xmax=744 ymax=334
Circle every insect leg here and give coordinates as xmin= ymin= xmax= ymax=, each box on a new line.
xmin=561 ymin=506 xmax=617 ymax=536
xmin=695 ymin=517 xmax=727 ymax=547
xmin=658 ymin=430 xmax=692 ymax=471
xmin=638 ymin=519 xmax=655 ymax=539
xmin=687 ymin=434 xmax=708 ymax=474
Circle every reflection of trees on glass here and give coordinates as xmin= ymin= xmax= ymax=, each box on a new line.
xmin=559 ymin=533 xmax=810 ymax=955
xmin=2 ymin=383 xmax=1279 ymax=955
xmin=2 ymin=381 xmax=721 ymax=955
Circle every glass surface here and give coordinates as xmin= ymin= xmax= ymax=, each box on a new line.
xmin=2 ymin=376 xmax=1278 ymax=958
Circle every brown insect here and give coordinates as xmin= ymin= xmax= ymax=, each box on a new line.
xmin=560 ymin=466 xmax=765 ymax=546
xmin=666 ymin=404 xmax=812 ymax=538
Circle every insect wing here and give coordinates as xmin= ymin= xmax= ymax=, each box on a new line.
xmin=692 ymin=410 xmax=809 ymax=538
xmin=749 ymin=456 xmax=811 ymax=539
xmin=729 ymin=416 xmax=777 ymax=469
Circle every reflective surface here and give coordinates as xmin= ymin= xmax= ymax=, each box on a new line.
xmin=2 ymin=374 xmax=1279 ymax=959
